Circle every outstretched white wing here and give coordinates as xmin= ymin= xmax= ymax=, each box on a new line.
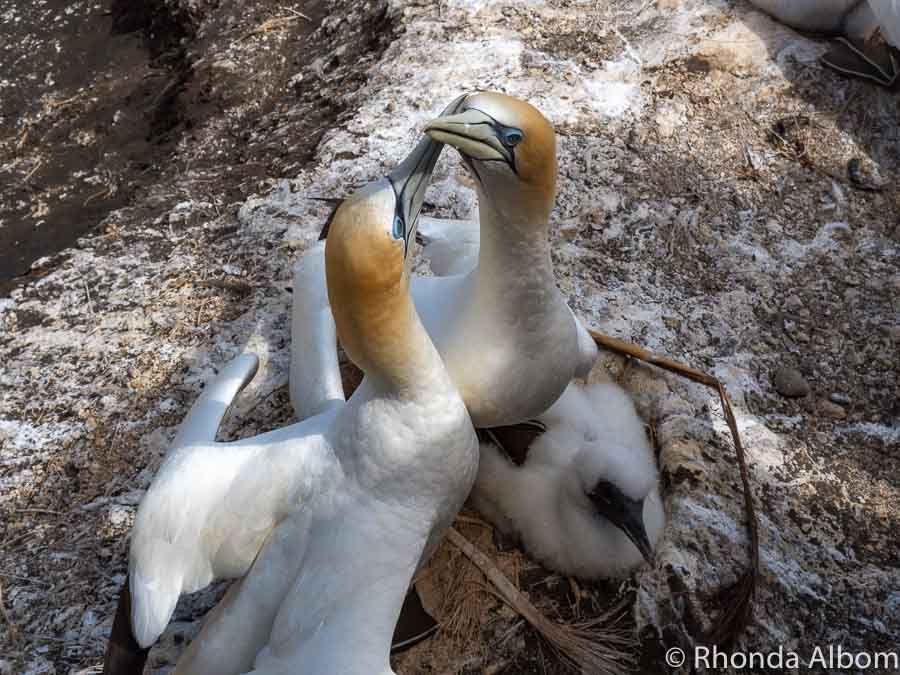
xmin=128 ymin=353 xmax=337 ymax=648
xmin=290 ymin=241 xmax=345 ymax=421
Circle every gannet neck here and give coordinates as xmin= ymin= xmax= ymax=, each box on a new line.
xmin=473 ymin=186 xmax=555 ymax=291
xmin=343 ymin=288 xmax=447 ymax=397
xmin=326 ymin=189 xmax=450 ymax=398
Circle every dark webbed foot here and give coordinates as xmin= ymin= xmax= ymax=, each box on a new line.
xmin=822 ymin=37 xmax=899 ymax=87
xmin=391 ymin=585 xmax=439 ymax=653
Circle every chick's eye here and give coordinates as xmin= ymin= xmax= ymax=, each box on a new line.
xmin=502 ymin=128 xmax=524 ymax=147
xmin=392 ymin=215 xmax=405 ymax=240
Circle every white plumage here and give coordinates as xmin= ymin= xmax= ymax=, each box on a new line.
xmin=747 ymin=0 xmax=870 ymax=33
xmin=869 ymin=0 xmax=900 ymax=47
xmin=748 ymin=0 xmax=899 ymax=84
xmin=122 ymin=127 xmax=478 ymax=675
xmin=417 ymin=216 xmax=480 ymax=276
xmin=747 ymin=0 xmax=899 ymax=46
xmin=291 ymin=92 xmax=598 ymax=428
xmin=471 ymin=382 xmax=665 ymax=579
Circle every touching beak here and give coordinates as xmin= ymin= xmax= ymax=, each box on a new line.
xmin=386 ymin=94 xmax=470 ymax=253
xmin=387 ymin=137 xmax=442 ymax=255
xmin=588 ymin=485 xmax=654 ymax=564
xmin=424 ymin=108 xmax=512 ymax=164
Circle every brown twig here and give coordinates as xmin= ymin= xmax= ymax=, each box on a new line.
xmin=48 ymin=94 xmax=82 ymax=110
xmin=240 ymin=15 xmax=303 ymax=41
xmin=588 ymin=329 xmax=759 ymax=647
xmin=24 ymin=159 xmax=43 ymax=183
xmin=446 ymin=528 xmax=635 ymax=675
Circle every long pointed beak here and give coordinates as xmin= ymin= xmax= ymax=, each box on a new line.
xmin=589 ymin=486 xmax=654 ymax=564
xmin=387 ymin=134 xmax=442 ymax=244
xmin=386 ymin=95 xmax=470 ymax=250
xmin=424 ymin=108 xmax=511 ymax=163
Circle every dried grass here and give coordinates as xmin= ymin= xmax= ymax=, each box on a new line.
xmin=446 ymin=528 xmax=636 ymax=675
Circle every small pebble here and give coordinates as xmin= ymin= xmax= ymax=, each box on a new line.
xmin=818 ymin=399 xmax=847 ymax=420
xmin=558 ymin=223 xmax=579 ymax=239
xmin=828 ymin=392 xmax=850 ymax=405
xmin=774 ymin=367 xmax=810 ymax=398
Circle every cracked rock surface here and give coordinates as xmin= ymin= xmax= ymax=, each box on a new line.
xmin=1 ymin=0 xmax=898 ymax=673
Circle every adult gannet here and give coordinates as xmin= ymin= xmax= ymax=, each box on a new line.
xmin=472 ymin=382 xmax=665 ymax=579
xmin=291 ymin=91 xmax=598 ymax=427
xmin=104 ymin=128 xmax=478 ymax=675
xmin=289 ymin=93 xmax=665 ymax=582
xmin=748 ymin=0 xmax=900 ymax=86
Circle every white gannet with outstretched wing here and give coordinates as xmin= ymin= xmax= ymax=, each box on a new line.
xmin=748 ymin=0 xmax=900 ymax=86
xmin=103 ymin=116 xmax=478 ymax=675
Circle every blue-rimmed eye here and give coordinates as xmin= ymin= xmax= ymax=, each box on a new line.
xmin=502 ymin=128 xmax=524 ymax=147
xmin=392 ymin=214 xmax=405 ymax=240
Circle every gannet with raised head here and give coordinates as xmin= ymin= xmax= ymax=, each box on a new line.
xmin=291 ymin=91 xmax=597 ymax=428
xmin=103 ymin=123 xmax=478 ymax=675
xmin=289 ymin=93 xmax=666 ymax=586
xmin=472 ymin=382 xmax=665 ymax=579
xmin=748 ymin=0 xmax=900 ymax=86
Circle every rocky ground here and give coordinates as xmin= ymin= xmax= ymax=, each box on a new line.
xmin=1 ymin=0 xmax=898 ymax=674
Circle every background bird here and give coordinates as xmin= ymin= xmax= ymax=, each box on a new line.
xmin=748 ymin=0 xmax=899 ymax=86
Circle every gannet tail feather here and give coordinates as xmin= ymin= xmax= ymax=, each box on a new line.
xmin=101 ymin=577 xmax=150 ymax=675
xmin=172 ymin=353 xmax=259 ymax=447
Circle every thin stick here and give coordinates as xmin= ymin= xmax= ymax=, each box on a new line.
xmin=284 ymin=7 xmax=311 ymax=20
xmin=24 ymin=159 xmax=43 ymax=182
xmin=588 ymin=329 xmax=759 ymax=646
xmin=446 ymin=528 xmax=635 ymax=675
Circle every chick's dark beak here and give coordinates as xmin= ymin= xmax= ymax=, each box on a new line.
xmin=588 ymin=481 xmax=654 ymax=564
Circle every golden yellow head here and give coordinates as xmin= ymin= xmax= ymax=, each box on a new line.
xmin=325 ymin=183 xmax=406 ymax=298
xmin=323 ymin=119 xmax=458 ymax=378
xmin=423 ymin=91 xmax=557 ymax=220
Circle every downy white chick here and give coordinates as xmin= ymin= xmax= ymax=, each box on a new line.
xmin=471 ymin=382 xmax=665 ymax=579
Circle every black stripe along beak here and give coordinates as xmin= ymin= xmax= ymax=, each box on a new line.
xmin=386 ymin=94 xmax=469 ymax=256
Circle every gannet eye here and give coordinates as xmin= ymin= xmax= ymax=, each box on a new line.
xmin=502 ymin=128 xmax=524 ymax=147
xmin=392 ymin=214 xmax=405 ymax=240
